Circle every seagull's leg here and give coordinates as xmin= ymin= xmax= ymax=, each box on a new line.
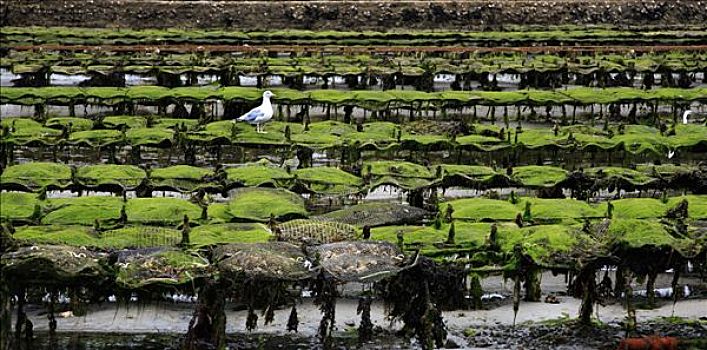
xmin=261 ymin=124 xmax=267 ymax=134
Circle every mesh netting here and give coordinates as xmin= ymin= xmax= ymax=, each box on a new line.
xmin=275 ymin=219 xmax=357 ymax=244
xmin=213 ymin=242 xmax=311 ymax=281
xmin=307 ymin=241 xmax=406 ymax=282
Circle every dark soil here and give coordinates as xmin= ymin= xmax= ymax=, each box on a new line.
xmin=3 ymin=0 xmax=707 ymax=30
xmin=466 ymin=319 xmax=707 ymax=350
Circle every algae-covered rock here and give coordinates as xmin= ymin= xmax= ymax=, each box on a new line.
xmin=115 ymin=249 xmax=209 ymax=289
xmin=213 ymin=242 xmax=310 ymax=281
xmin=307 ymin=241 xmax=406 ymax=282
xmin=1 ymin=245 xmax=108 ymax=282
xmin=316 ymin=203 xmax=430 ymax=227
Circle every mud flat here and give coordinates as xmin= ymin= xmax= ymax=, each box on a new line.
xmin=17 ymin=298 xmax=707 ymax=349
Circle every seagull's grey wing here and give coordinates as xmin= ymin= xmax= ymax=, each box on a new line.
xmin=238 ymin=107 xmax=264 ymax=122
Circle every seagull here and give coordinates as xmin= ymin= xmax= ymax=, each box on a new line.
xmin=667 ymin=149 xmax=675 ymax=159
xmin=682 ymin=110 xmax=691 ymax=124
xmin=236 ymin=90 xmax=275 ymax=133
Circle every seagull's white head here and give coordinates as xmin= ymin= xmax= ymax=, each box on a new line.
xmin=263 ymin=90 xmax=275 ymax=99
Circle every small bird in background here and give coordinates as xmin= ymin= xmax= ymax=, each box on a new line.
xmin=682 ymin=110 xmax=691 ymax=124
xmin=236 ymin=90 xmax=275 ymax=133
xmin=667 ymin=149 xmax=675 ymax=159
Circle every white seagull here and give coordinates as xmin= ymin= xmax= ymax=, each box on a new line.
xmin=236 ymin=90 xmax=275 ymax=133
xmin=682 ymin=110 xmax=691 ymax=124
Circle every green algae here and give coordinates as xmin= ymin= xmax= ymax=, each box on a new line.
xmin=293 ymin=167 xmax=362 ymax=194
xmin=2 ymin=114 xmax=705 ymax=156
xmin=75 ymin=164 xmax=146 ymax=189
xmin=0 ymin=192 xmax=39 ymax=220
xmin=608 ymin=219 xmax=675 ymax=248
xmin=102 ymin=116 xmax=147 ymax=129
xmin=6 ymin=50 xmax=707 ymax=84
xmin=224 ymin=163 xmax=292 ymax=187
xmin=585 ymin=166 xmax=656 ymax=186
xmin=150 ymin=165 xmax=215 ymax=192
xmin=372 ymin=222 xmax=490 ymax=250
xmin=0 ymin=162 xmax=72 ymax=190
xmin=608 ymin=198 xmax=671 ymax=219
xmin=45 ymin=117 xmax=94 ymax=132
xmin=42 ymin=196 xmax=123 ymax=225
xmin=3 ymin=86 xmax=706 ymax=110
xmin=511 ymin=166 xmax=568 ymax=187
xmin=126 ymin=198 xmax=202 ymax=225
xmin=364 ymin=160 xmax=434 ymax=179
xmin=225 ymin=188 xmax=307 ymax=222
xmin=12 ymin=225 xmax=99 ymax=247
xmin=440 ymin=198 xmax=519 ymax=221
xmin=668 ymin=195 xmax=707 ymax=220
xmin=189 ymin=223 xmax=272 ymax=247
xmin=125 ymin=127 xmax=173 ymax=147
xmin=68 ymin=129 xmax=123 ymax=147
xmin=518 ymin=198 xmax=604 ymax=221
xmin=514 ymin=225 xmax=579 ymax=266
xmin=1 ymin=118 xmax=62 ymax=145
xmin=440 ymin=165 xmax=502 ymax=183
xmin=207 ymin=203 xmax=232 ymax=223
xmin=13 ymin=225 xmax=183 ymax=249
